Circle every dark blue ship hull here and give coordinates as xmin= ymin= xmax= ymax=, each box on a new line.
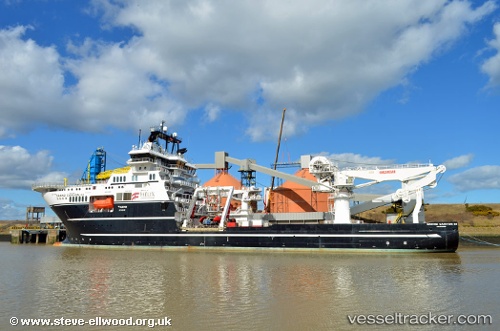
xmin=58 ymin=217 xmax=459 ymax=251
xmin=50 ymin=202 xmax=459 ymax=252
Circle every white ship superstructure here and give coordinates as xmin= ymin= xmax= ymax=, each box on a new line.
xmin=33 ymin=123 xmax=199 ymax=243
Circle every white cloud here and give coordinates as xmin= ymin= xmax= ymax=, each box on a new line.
xmin=443 ymin=154 xmax=474 ymax=170
xmin=0 ymin=198 xmax=25 ymax=220
xmin=481 ymin=22 xmax=500 ymax=89
xmin=0 ymin=1 xmax=497 ymax=140
xmin=65 ymin=38 xmax=188 ymax=131
xmin=203 ymin=103 xmax=221 ymax=122
xmin=0 ymin=26 xmax=67 ymax=136
xmin=448 ymin=165 xmax=500 ymax=191
xmin=0 ymin=145 xmax=67 ymax=189
xmin=320 ymin=152 xmax=395 ymax=169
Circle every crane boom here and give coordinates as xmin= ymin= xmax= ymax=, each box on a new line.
xmin=308 ymin=156 xmax=446 ymax=223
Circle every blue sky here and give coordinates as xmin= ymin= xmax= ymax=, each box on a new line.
xmin=1 ymin=0 xmax=500 ymax=220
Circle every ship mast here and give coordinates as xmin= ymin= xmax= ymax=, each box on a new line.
xmin=267 ymin=108 xmax=286 ymax=212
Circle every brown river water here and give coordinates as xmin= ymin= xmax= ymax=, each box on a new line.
xmin=0 ymin=242 xmax=498 ymax=330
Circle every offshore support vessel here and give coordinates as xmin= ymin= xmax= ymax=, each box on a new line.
xmin=33 ymin=122 xmax=458 ymax=252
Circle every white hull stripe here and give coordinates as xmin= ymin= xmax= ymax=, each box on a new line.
xmin=68 ymin=217 xmax=175 ymax=221
xmin=80 ymin=233 xmax=442 ymax=238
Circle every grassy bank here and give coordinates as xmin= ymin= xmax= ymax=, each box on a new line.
xmin=0 ymin=221 xmax=25 ymax=234
xmin=426 ymin=203 xmax=500 ymax=237
xmin=356 ymin=203 xmax=500 ymax=237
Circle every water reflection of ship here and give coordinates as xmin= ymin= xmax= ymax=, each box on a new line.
xmin=174 ymin=251 xmax=465 ymax=328
xmin=30 ymin=248 xmax=466 ymax=329
xmin=56 ymin=249 xmax=172 ymax=315
xmin=386 ymin=253 xmax=463 ymax=312
xmin=88 ymin=258 xmax=110 ymax=312
xmin=327 ymin=253 xmax=465 ymax=316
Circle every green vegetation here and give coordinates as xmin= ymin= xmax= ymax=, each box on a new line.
xmin=465 ymin=204 xmax=500 ymax=218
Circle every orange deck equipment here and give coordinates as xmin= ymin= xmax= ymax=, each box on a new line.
xmin=93 ymin=197 xmax=114 ymax=209
xmin=269 ymin=168 xmax=331 ymax=213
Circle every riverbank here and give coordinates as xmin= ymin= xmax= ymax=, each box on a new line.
xmin=428 ymin=203 xmax=500 ymax=246
xmin=359 ymin=203 xmax=500 ymax=236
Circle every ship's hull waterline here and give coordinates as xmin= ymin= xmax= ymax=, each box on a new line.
xmin=54 ymin=203 xmax=458 ymax=252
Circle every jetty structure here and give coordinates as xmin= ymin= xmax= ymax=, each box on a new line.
xmin=9 ymin=207 xmax=66 ymax=244
xmin=32 ymin=121 xmax=458 ymax=252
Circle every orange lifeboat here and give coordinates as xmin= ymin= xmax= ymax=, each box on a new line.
xmin=93 ymin=197 xmax=114 ymax=209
